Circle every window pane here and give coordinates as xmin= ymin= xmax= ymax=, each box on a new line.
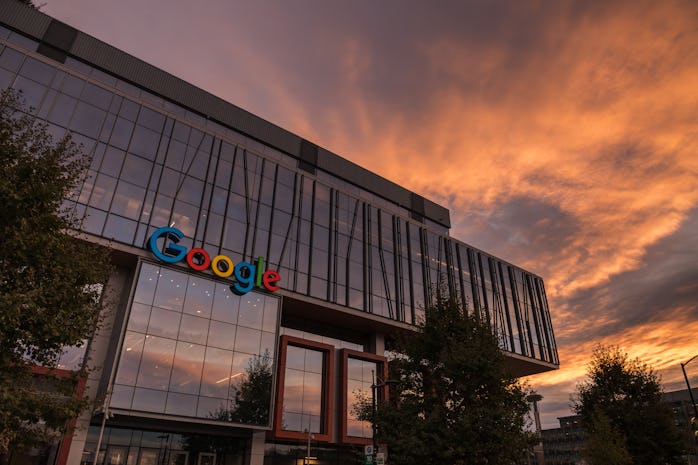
xmin=178 ymin=314 xmax=209 ymax=345
xmin=211 ymin=283 xmax=239 ymax=324
xmin=47 ymin=93 xmax=77 ymax=127
xmin=234 ymin=326 xmax=260 ymax=355
xmin=282 ymin=346 xmax=325 ymax=433
xmin=169 ymin=342 xmax=205 ymax=395
xmin=207 ymin=320 xmax=236 ymax=351
xmin=132 ymin=388 xmax=166 ymax=413
xmin=136 ymin=335 xmax=175 ymax=390
xmin=115 ymin=265 xmax=277 ymax=424
xmin=129 ymin=124 xmax=160 ymax=160
xmin=111 ymin=181 xmax=145 ymax=219
xmin=237 ymin=294 xmax=264 ymax=329
xmin=103 ymin=214 xmax=137 ymax=243
xmin=153 ymin=267 xmax=188 ymax=311
xmin=183 ymin=276 xmax=214 ymax=318
xmin=200 ymin=347 xmax=233 ymax=397
xmin=81 ymin=82 xmax=112 ymax=110
xmin=115 ymin=332 xmax=144 ymax=386
xmin=147 ymin=307 xmax=181 ymax=339
xmin=121 ymin=154 xmax=152 ymax=188
xmin=70 ymin=101 xmax=106 ymax=139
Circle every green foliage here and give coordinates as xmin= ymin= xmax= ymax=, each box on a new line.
xmin=208 ymin=351 xmax=273 ymax=426
xmin=0 ymin=89 xmax=111 ymax=458
xmin=583 ymin=408 xmax=632 ymax=465
xmin=573 ymin=346 xmax=684 ymax=465
xmin=367 ymin=293 xmax=536 ymax=465
xmin=231 ymin=351 xmax=273 ymax=425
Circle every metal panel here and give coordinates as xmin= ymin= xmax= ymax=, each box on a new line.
xmin=0 ymin=1 xmax=452 ymax=229
xmin=0 ymin=1 xmax=50 ymax=40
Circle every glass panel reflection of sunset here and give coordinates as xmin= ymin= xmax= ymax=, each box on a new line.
xmin=282 ymin=346 xmax=325 ymax=433
xmin=346 ymin=358 xmax=377 ymax=438
xmin=112 ymin=263 xmax=279 ymax=426
xmin=0 ymin=38 xmax=557 ymax=367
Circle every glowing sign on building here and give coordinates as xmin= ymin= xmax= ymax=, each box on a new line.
xmin=148 ymin=226 xmax=280 ymax=295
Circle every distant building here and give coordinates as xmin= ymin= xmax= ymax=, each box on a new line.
xmin=664 ymin=388 xmax=698 ymax=465
xmin=541 ymin=388 xmax=698 ymax=465
xmin=541 ymin=415 xmax=584 ymax=465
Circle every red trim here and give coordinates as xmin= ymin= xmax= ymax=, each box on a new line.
xmin=28 ymin=366 xmax=87 ymax=465
xmin=272 ymin=335 xmax=335 ymax=442
xmin=339 ymin=349 xmax=388 ymax=445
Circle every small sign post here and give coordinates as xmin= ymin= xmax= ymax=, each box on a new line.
xmin=364 ymin=445 xmax=374 ymax=465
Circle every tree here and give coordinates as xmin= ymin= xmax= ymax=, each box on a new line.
xmin=204 ymin=351 xmax=273 ymax=426
xmin=231 ymin=351 xmax=273 ymax=426
xmin=0 ymin=89 xmax=111 ymax=461
xmin=365 ymin=293 xmax=536 ymax=465
xmin=573 ymin=345 xmax=684 ymax=465
xmin=583 ymin=408 xmax=632 ymax=465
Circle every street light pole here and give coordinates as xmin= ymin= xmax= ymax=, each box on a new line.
xmin=371 ymin=379 xmax=377 ymax=464
xmin=681 ymin=355 xmax=698 ymax=420
xmin=371 ymin=370 xmax=398 ymax=465
xmin=304 ymin=428 xmax=314 ymax=465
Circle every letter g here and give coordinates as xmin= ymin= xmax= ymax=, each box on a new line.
xmin=148 ymin=227 xmax=187 ymax=263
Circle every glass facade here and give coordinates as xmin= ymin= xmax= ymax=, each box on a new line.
xmin=281 ymin=345 xmax=325 ymax=434
xmin=274 ymin=337 xmax=335 ymax=441
xmin=344 ymin=357 xmax=377 ymax=439
xmin=112 ymin=263 xmax=280 ymax=426
xmin=80 ymin=426 xmax=246 ymax=465
xmin=0 ymin=8 xmax=559 ymax=463
xmin=0 ymin=33 xmax=557 ymax=366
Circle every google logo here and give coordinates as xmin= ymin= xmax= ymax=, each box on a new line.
xmin=147 ymin=226 xmax=281 ymax=295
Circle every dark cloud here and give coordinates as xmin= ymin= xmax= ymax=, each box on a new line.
xmin=451 ymin=196 xmax=581 ymax=274
xmin=562 ymin=207 xmax=698 ymax=345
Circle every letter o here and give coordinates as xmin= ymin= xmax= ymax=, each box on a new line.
xmin=212 ymin=255 xmax=234 ymax=278
xmin=186 ymin=248 xmax=211 ymax=271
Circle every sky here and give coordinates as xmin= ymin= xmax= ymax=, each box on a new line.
xmin=42 ymin=0 xmax=698 ymax=428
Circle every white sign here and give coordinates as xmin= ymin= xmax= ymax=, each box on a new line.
xmin=376 ymin=452 xmax=385 ymax=465
xmin=364 ymin=445 xmax=373 ymax=456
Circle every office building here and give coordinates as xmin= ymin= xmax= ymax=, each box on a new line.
xmin=0 ymin=3 xmax=558 ymax=465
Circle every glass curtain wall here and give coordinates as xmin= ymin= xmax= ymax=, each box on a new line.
xmin=0 ymin=32 xmax=557 ymax=366
xmin=112 ymin=263 xmax=280 ymax=427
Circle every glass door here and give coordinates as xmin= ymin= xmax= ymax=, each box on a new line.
xmin=197 ymin=452 xmax=215 ymax=465
xmin=104 ymin=446 xmax=128 ymax=465
xmin=169 ymin=451 xmax=188 ymax=465
xmin=136 ymin=448 xmax=159 ymax=465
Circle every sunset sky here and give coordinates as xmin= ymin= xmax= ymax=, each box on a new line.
xmin=43 ymin=0 xmax=698 ymax=428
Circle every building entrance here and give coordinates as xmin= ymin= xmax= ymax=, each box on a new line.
xmin=81 ymin=426 xmax=245 ymax=465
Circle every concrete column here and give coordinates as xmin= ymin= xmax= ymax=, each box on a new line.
xmin=369 ymin=332 xmax=385 ymax=356
xmin=65 ymin=266 xmax=130 ymax=465
xmin=247 ymin=431 xmax=266 ymax=465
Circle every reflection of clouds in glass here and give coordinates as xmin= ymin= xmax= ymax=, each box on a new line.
xmin=238 ymin=294 xmax=264 ymax=328
xmin=147 ymin=307 xmax=181 ymax=339
xmin=346 ymin=357 xmax=376 ymax=438
xmin=136 ymin=336 xmax=176 ymax=390
xmin=211 ymin=283 xmax=239 ymax=324
xmin=169 ymin=342 xmax=205 ymax=394
xmin=200 ymin=347 xmax=233 ymax=397
xmin=115 ymin=332 xmax=145 ymax=385
xmin=183 ymin=277 xmax=214 ymax=318
xmin=234 ymin=326 xmax=261 ymax=354
xmin=282 ymin=347 xmax=325 ymax=432
xmin=178 ymin=314 xmax=208 ymax=344
xmin=55 ymin=342 xmax=87 ymax=371
xmin=207 ymin=320 xmax=237 ymax=350
xmin=112 ymin=264 xmax=280 ymax=424
xmin=153 ymin=267 xmax=188 ymax=311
